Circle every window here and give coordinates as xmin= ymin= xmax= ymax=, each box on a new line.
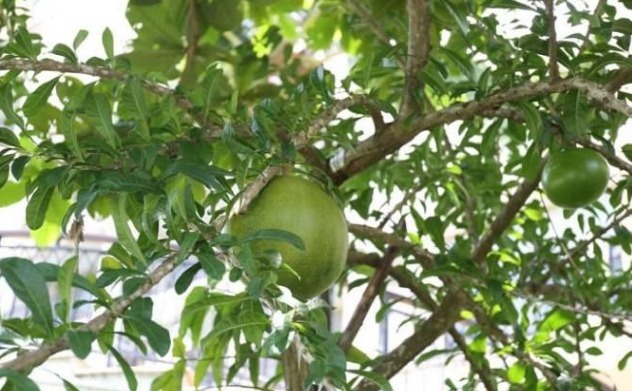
xmin=609 ymin=245 xmax=622 ymax=275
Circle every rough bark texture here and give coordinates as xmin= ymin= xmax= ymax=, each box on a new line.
xmin=355 ymin=290 xmax=464 ymax=391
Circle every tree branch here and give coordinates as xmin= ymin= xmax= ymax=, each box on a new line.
xmin=339 ymin=247 xmax=398 ymax=353
xmin=281 ymin=337 xmax=310 ymax=391
xmin=537 ymin=207 xmax=632 ymax=284
xmin=348 ymin=224 xmax=434 ymax=268
xmin=294 ymin=95 xmax=381 ymax=147
xmin=0 ymin=58 xmax=190 ymax=108
xmin=354 ymin=290 xmax=464 ymax=391
xmin=348 ymin=252 xmax=497 ymax=391
xmin=2 ymin=254 xmax=179 ymax=372
xmin=575 ymin=138 xmax=632 ymax=176
xmin=462 ymin=294 xmax=560 ymax=384
xmin=329 ymin=76 xmax=632 ymax=184
xmin=471 ymin=167 xmax=543 ymax=266
xmin=330 ymin=77 xmax=579 ymax=183
xmin=401 ymin=0 xmax=430 ymax=116
xmin=579 ymin=0 xmax=607 ymax=53
xmin=574 ymin=78 xmax=632 ymax=118
xmin=544 ymin=0 xmax=559 ymax=80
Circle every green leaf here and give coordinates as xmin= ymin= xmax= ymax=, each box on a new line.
xmin=111 ymin=194 xmax=147 ymax=267
xmin=349 ymin=369 xmax=393 ymax=391
xmin=130 ymin=317 xmax=171 ymax=356
xmin=346 ymin=345 xmax=372 ymax=365
xmin=13 ymin=26 xmax=38 ymax=58
xmin=0 ymin=158 xmax=10 ymax=189
xmin=57 ymin=256 xmax=78 ymax=322
xmin=99 ymin=170 xmax=161 ymax=194
xmin=0 ymin=83 xmax=25 ymax=130
xmin=36 ymin=262 xmax=108 ymax=302
xmin=537 ymin=309 xmax=574 ymax=333
xmin=84 ymin=93 xmax=119 ymax=149
xmin=26 ymin=186 xmax=54 ymax=230
xmin=507 ymin=362 xmax=526 ymax=384
xmin=102 ymin=27 xmax=114 ymax=59
xmin=237 ymin=228 xmax=305 ymax=250
xmin=198 ymin=249 xmax=225 ymax=280
xmin=120 ymin=78 xmax=150 ymax=140
xmin=52 ymin=44 xmax=78 ymax=64
xmin=60 ymin=376 xmax=81 ymax=391
xmin=622 ymin=144 xmax=632 ymax=162
xmin=174 ymin=263 xmax=202 ymax=294
xmin=67 ymin=330 xmax=95 ymax=359
xmin=109 ymin=347 xmax=138 ymax=391
xmin=183 ymin=292 xmax=249 ymax=317
xmin=165 ymin=160 xmax=232 ymax=191
xmin=0 ymin=369 xmax=39 ymax=391
xmin=176 ymin=232 xmax=199 ymax=264
xmin=618 ymin=350 xmax=632 ymax=370
xmin=11 ymin=155 xmax=29 ymax=181
xmin=58 ymin=111 xmax=83 ymax=161
xmin=0 ymin=257 xmax=54 ymax=337
xmin=72 ymin=29 xmax=89 ymax=50
xmin=0 ymin=127 xmax=20 ymax=148
xmin=151 ymin=360 xmax=185 ymax=391
xmin=613 ymin=19 xmax=632 ymax=35
xmin=24 ymin=77 xmax=60 ymax=117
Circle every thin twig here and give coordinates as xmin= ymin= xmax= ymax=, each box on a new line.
xmin=471 ymin=166 xmax=543 ymax=266
xmin=544 ymin=0 xmax=560 ymax=80
xmin=294 ymin=95 xmax=380 ymax=146
xmin=338 ymin=247 xmax=398 ymax=353
xmin=579 ymin=0 xmax=607 ymax=53
xmin=539 ymin=207 xmax=632 ymax=283
xmin=575 ymin=138 xmax=632 ymax=176
xmin=345 ymin=0 xmax=405 ymax=68
xmin=348 ymin=224 xmax=434 ymax=268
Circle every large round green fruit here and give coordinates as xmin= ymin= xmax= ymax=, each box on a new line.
xmin=229 ymin=175 xmax=348 ymax=300
xmin=542 ymin=148 xmax=609 ymax=209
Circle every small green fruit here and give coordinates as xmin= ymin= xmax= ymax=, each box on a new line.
xmin=229 ymin=175 xmax=348 ymax=300
xmin=542 ymin=148 xmax=609 ymax=209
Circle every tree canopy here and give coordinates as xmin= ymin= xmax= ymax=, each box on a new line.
xmin=1 ymin=0 xmax=632 ymax=390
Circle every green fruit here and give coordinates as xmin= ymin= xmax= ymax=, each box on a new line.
xmin=542 ymin=148 xmax=609 ymax=209
xmin=229 ymin=175 xmax=348 ymax=300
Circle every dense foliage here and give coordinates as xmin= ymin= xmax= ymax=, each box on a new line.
xmin=1 ymin=0 xmax=632 ymax=390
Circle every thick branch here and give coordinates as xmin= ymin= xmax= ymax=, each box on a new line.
xmin=606 ymin=67 xmax=632 ymax=92
xmin=330 ymin=77 xmax=632 ymax=184
xmin=348 ymin=252 xmax=496 ymax=391
xmin=574 ymin=78 xmax=632 ymax=118
xmin=401 ymin=0 xmax=430 ymax=116
xmin=544 ymin=0 xmax=559 ymax=79
xmin=330 ymin=77 xmax=579 ymax=183
xmin=281 ymin=338 xmax=310 ymax=391
xmin=2 ymin=254 xmax=178 ymax=372
xmin=355 ymin=290 xmax=464 ymax=391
